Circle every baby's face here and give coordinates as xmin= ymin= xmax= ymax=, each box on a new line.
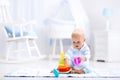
xmin=72 ymin=36 xmax=85 ymax=50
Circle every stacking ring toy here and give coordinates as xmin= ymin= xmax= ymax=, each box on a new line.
xmin=74 ymin=56 xmax=81 ymax=66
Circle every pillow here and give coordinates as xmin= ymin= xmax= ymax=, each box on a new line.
xmin=5 ymin=25 xmax=36 ymax=37
xmin=5 ymin=26 xmax=13 ymax=37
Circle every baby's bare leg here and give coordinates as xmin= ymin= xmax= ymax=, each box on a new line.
xmin=71 ymin=69 xmax=85 ymax=74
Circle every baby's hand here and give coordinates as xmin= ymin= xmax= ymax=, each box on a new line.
xmin=80 ymin=56 xmax=86 ymax=61
xmin=64 ymin=58 xmax=70 ymax=66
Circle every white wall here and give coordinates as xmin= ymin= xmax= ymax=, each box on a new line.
xmin=0 ymin=0 xmax=120 ymax=59
xmin=80 ymin=0 xmax=120 ymax=60
xmin=81 ymin=0 xmax=120 ymax=31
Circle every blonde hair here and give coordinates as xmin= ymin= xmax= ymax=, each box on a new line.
xmin=71 ymin=28 xmax=86 ymax=40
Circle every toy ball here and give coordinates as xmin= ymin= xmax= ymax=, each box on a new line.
xmin=74 ymin=56 xmax=81 ymax=66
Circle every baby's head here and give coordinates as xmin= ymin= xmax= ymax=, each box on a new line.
xmin=71 ymin=28 xmax=86 ymax=50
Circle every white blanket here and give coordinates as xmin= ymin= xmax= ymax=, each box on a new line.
xmin=4 ymin=68 xmax=120 ymax=78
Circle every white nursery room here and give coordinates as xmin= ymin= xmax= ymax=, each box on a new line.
xmin=0 ymin=0 xmax=120 ymax=80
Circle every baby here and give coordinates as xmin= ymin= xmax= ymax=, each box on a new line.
xmin=65 ymin=28 xmax=91 ymax=74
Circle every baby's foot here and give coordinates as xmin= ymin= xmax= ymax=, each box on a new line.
xmin=71 ymin=69 xmax=85 ymax=74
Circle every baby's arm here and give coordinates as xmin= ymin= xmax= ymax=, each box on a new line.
xmin=64 ymin=58 xmax=70 ymax=66
xmin=65 ymin=58 xmax=85 ymax=74
xmin=80 ymin=46 xmax=91 ymax=61
xmin=80 ymin=56 xmax=87 ymax=61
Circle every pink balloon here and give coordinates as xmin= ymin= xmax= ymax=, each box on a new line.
xmin=74 ymin=57 xmax=81 ymax=66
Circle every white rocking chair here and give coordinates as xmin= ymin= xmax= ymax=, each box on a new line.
xmin=0 ymin=1 xmax=45 ymax=63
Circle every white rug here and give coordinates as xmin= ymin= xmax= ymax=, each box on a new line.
xmin=4 ymin=68 xmax=120 ymax=78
